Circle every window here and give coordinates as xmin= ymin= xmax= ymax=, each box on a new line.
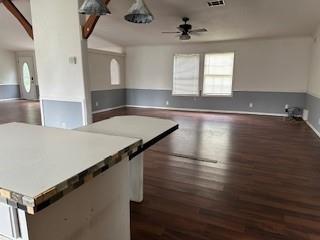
xmin=203 ymin=53 xmax=235 ymax=96
xmin=22 ymin=62 xmax=31 ymax=93
xmin=173 ymin=54 xmax=200 ymax=96
xmin=110 ymin=59 xmax=121 ymax=85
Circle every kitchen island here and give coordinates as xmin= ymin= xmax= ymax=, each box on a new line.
xmin=0 ymin=116 xmax=178 ymax=240
xmin=0 ymin=122 xmax=141 ymax=240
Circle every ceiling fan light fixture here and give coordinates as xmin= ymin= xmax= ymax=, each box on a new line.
xmin=79 ymin=0 xmax=111 ymax=16
xmin=124 ymin=0 xmax=154 ymax=24
xmin=180 ymin=33 xmax=191 ymax=41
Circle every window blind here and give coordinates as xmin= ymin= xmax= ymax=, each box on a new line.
xmin=203 ymin=53 xmax=234 ymax=96
xmin=173 ymin=54 xmax=200 ymax=95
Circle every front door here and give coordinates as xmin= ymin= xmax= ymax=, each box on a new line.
xmin=18 ymin=56 xmax=37 ymax=100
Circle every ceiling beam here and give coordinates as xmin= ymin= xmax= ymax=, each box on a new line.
xmin=1 ymin=0 xmax=33 ymax=39
xmin=82 ymin=0 xmax=111 ymax=39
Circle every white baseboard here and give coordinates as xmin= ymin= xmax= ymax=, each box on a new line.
xmin=93 ymin=104 xmax=287 ymax=117
xmin=0 ymin=98 xmax=20 ymax=102
xmin=125 ymin=105 xmax=287 ymax=117
xmin=306 ymin=121 xmax=320 ymax=138
xmin=92 ymin=105 xmax=126 ymax=114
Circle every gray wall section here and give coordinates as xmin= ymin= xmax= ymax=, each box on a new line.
xmin=306 ymin=94 xmax=320 ymax=133
xmin=42 ymin=100 xmax=83 ymax=129
xmin=91 ymin=89 xmax=126 ymax=112
xmin=126 ymin=89 xmax=306 ymax=115
xmin=0 ymin=85 xmax=20 ymax=99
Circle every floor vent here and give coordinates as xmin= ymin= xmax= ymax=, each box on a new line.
xmin=207 ymin=0 xmax=225 ymax=7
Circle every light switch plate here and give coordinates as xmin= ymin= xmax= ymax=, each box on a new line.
xmin=68 ymin=57 xmax=77 ymax=64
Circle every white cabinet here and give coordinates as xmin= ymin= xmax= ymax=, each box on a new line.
xmin=0 ymin=203 xmax=20 ymax=239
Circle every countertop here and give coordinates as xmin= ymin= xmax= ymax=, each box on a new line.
xmin=0 ymin=123 xmax=141 ymax=214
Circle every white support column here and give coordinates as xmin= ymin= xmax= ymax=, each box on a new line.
xmin=129 ymin=153 xmax=144 ymax=202
xmin=30 ymin=0 xmax=92 ymax=129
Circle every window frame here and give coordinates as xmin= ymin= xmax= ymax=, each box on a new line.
xmin=110 ymin=58 xmax=121 ymax=86
xmin=202 ymin=52 xmax=235 ymax=97
xmin=172 ymin=53 xmax=201 ymax=97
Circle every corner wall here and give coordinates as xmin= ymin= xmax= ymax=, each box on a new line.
xmin=306 ymin=27 xmax=320 ymax=135
xmin=125 ymin=37 xmax=312 ymax=115
xmin=0 ymin=48 xmax=20 ymax=100
xmin=89 ymin=50 xmax=126 ymax=113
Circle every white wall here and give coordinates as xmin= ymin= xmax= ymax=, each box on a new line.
xmin=30 ymin=0 xmax=89 ymax=101
xmin=126 ymin=37 xmax=312 ymax=92
xmin=308 ymin=27 xmax=320 ymax=98
xmin=0 ymin=48 xmax=18 ymax=85
xmin=88 ymin=50 xmax=125 ymax=91
xmin=30 ymin=0 xmax=92 ymax=126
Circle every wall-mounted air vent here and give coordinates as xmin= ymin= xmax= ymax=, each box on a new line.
xmin=207 ymin=0 xmax=225 ymax=7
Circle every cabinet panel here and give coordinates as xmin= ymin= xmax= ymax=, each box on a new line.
xmin=0 ymin=203 xmax=20 ymax=239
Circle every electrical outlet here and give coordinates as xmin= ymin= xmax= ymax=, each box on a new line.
xmin=166 ymin=101 xmax=169 ymax=106
xmin=95 ymin=101 xmax=99 ymax=107
xmin=285 ymin=104 xmax=289 ymax=113
xmin=249 ymin=102 xmax=253 ymax=108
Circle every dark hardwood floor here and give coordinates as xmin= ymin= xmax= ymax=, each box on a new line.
xmin=96 ymin=108 xmax=320 ymax=240
xmin=2 ymin=101 xmax=320 ymax=240
xmin=0 ymin=100 xmax=41 ymax=125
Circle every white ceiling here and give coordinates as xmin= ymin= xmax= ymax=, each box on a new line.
xmin=1 ymin=0 xmax=320 ymax=50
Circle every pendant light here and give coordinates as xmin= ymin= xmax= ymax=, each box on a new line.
xmin=124 ymin=0 xmax=154 ymax=24
xmin=79 ymin=0 xmax=111 ymax=16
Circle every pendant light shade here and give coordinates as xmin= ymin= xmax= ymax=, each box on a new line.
xmin=124 ymin=0 xmax=154 ymax=24
xmin=79 ymin=0 xmax=111 ymax=16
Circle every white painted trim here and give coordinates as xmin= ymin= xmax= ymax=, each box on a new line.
xmin=40 ymin=96 xmax=85 ymax=102
xmin=92 ymin=105 xmax=126 ymax=114
xmin=0 ymin=98 xmax=20 ymax=102
xmin=126 ymin=88 xmax=308 ymax=94
xmin=93 ymin=104 xmax=287 ymax=117
xmin=39 ymin=99 xmax=45 ymax=127
xmin=126 ymin=105 xmax=287 ymax=117
xmin=81 ymin=99 xmax=88 ymax=126
xmin=0 ymin=83 xmax=19 ymax=86
xmin=306 ymin=121 xmax=320 ymax=138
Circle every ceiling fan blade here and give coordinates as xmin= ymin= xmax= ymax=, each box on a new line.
xmin=162 ymin=31 xmax=181 ymax=34
xmin=189 ymin=28 xmax=208 ymax=33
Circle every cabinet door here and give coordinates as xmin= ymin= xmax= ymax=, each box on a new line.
xmin=0 ymin=203 xmax=20 ymax=239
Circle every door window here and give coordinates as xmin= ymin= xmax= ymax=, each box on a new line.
xmin=22 ymin=62 xmax=31 ymax=93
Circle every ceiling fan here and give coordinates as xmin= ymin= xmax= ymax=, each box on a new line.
xmin=162 ymin=17 xmax=208 ymax=41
